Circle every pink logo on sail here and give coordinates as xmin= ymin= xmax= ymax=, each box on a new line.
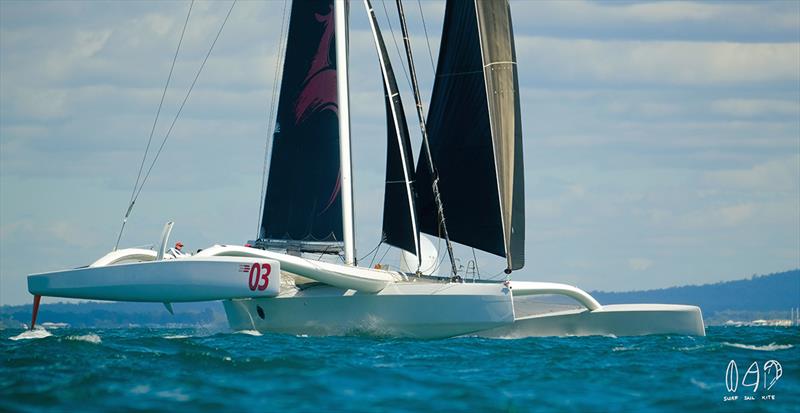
xmin=292 ymin=4 xmax=341 ymax=215
xmin=294 ymin=5 xmax=338 ymax=125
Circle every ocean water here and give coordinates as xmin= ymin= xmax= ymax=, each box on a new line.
xmin=1 ymin=326 xmax=797 ymax=412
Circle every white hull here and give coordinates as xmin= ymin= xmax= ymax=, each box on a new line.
xmin=224 ymin=282 xmax=515 ymax=339
xmin=27 ymin=245 xmax=705 ymax=338
xmin=28 ymin=254 xmax=280 ymax=302
xmin=195 ymin=245 xmax=397 ymax=292
xmin=479 ymin=304 xmax=705 ymax=338
xmin=223 ymin=281 xmax=705 ymax=339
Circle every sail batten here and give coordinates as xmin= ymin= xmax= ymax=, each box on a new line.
xmin=416 ymin=0 xmax=524 ymax=271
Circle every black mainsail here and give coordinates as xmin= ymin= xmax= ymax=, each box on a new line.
xmin=365 ymin=0 xmax=420 ymax=258
xmin=416 ymin=0 xmax=525 ymax=271
xmin=260 ymin=0 xmax=344 ymax=249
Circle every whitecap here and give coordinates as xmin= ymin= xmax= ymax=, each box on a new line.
xmin=236 ymin=329 xmax=263 ymax=336
xmin=612 ymin=346 xmax=636 ymax=352
xmin=723 ymin=342 xmax=793 ymax=351
xmin=130 ymin=385 xmax=151 ymax=395
xmin=164 ymin=335 xmax=190 ymax=340
xmin=690 ymin=378 xmax=710 ymax=390
xmin=9 ymin=328 xmax=52 ymax=341
xmin=66 ymin=334 xmax=102 ymax=344
xmin=677 ymin=345 xmax=707 ymax=351
xmin=156 ymin=389 xmax=190 ymax=402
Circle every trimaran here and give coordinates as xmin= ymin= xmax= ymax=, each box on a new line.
xmin=26 ymin=0 xmax=705 ymax=338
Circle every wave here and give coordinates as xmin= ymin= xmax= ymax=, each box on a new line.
xmin=690 ymin=378 xmax=711 ymax=390
xmin=164 ymin=335 xmax=190 ymax=340
xmin=129 ymin=385 xmax=151 ymax=395
xmin=9 ymin=328 xmax=52 ymax=341
xmin=722 ymin=342 xmax=793 ymax=351
xmin=676 ymin=345 xmax=708 ymax=351
xmin=235 ymin=330 xmax=263 ymax=336
xmin=66 ymin=334 xmax=102 ymax=344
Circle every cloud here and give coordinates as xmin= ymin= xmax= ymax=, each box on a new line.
xmin=0 ymin=218 xmax=98 ymax=249
xmin=703 ymin=155 xmax=800 ymax=192
xmin=73 ymin=29 xmax=112 ymax=58
xmin=717 ymin=203 xmax=756 ymax=226
xmin=628 ymin=258 xmax=653 ymax=271
xmin=711 ymin=99 xmax=800 ymax=117
xmin=512 ymin=0 xmax=799 ymax=42
xmin=4 ymin=89 xmax=68 ymax=120
xmin=517 ymin=37 xmax=800 ymax=86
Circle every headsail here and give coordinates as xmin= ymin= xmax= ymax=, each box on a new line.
xmin=364 ymin=0 xmax=420 ymax=258
xmin=260 ymin=0 xmax=344 ymax=250
xmin=416 ymin=0 xmax=525 ymax=271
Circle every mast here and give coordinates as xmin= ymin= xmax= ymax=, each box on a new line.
xmin=364 ymin=0 xmax=421 ymax=264
xmin=335 ymin=0 xmax=356 ymax=266
xmin=395 ymin=0 xmax=458 ymax=277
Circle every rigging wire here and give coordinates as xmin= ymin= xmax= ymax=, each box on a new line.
xmin=114 ymin=0 xmax=194 ymax=251
xmin=376 ymin=242 xmax=393 ymax=266
xmin=256 ymin=0 xmax=290 ymax=238
xmin=395 ymin=0 xmax=458 ymax=277
xmin=486 ymin=269 xmax=509 ymax=281
xmin=415 ymin=0 xmax=436 ymax=73
xmin=432 ymin=239 xmax=450 ymax=274
xmin=471 ymin=247 xmax=480 ymax=276
xmin=368 ymin=245 xmax=381 ymax=268
xmin=132 ymin=0 xmax=237 ymax=206
xmin=358 ymin=240 xmax=384 ymax=263
xmin=379 ymin=0 xmax=412 ymax=90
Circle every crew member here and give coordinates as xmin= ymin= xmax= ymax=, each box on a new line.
xmin=167 ymin=241 xmax=186 ymax=258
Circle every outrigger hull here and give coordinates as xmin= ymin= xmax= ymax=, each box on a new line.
xmin=28 ymin=256 xmax=281 ymax=303
xmin=479 ymin=304 xmax=705 ymax=338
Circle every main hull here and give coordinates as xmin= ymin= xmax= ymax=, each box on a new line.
xmin=223 ymin=282 xmax=706 ymax=339
xmin=224 ymin=282 xmax=515 ymax=339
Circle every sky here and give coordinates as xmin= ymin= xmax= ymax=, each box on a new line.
xmin=1 ymin=0 xmax=798 ymax=306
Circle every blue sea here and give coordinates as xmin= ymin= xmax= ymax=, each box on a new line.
xmin=1 ymin=326 xmax=797 ymax=412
